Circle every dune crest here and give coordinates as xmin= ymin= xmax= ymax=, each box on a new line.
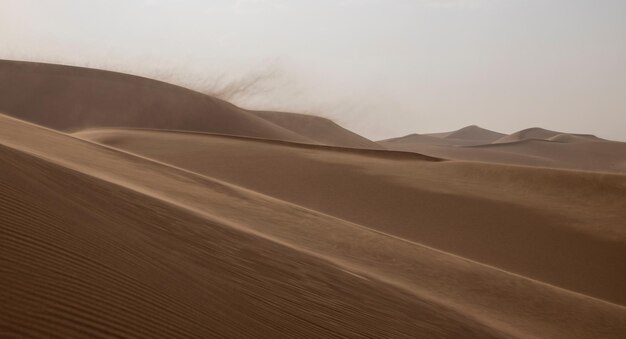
xmin=385 ymin=125 xmax=505 ymax=147
xmin=494 ymin=127 xmax=565 ymax=144
xmin=0 ymin=59 xmax=379 ymax=149
xmin=442 ymin=125 xmax=506 ymax=144
xmin=252 ymin=110 xmax=382 ymax=149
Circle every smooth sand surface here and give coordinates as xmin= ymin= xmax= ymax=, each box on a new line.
xmin=1 ymin=142 xmax=496 ymax=338
xmin=381 ymin=138 xmax=626 ymax=173
xmin=76 ymin=128 xmax=626 ymax=306
xmin=3 ymin=115 xmax=626 ymax=338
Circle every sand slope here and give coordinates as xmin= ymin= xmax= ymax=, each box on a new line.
xmin=3 ymin=115 xmax=626 ymax=338
xmin=381 ymin=138 xmax=626 ymax=173
xmin=75 ymin=128 xmax=626 ymax=307
xmin=252 ymin=110 xmax=382 ymax=149
xmin=1 ymin=143 xmax=501 ymax=338
xmin=0 ymin=60 xmax=379 ymax=148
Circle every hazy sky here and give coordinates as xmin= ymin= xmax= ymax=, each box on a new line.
xmin=2 ymin=0 xmax=625 ymax=140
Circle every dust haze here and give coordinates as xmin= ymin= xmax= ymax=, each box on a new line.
xmin=1 ymin=0 xmax=625 ymax=140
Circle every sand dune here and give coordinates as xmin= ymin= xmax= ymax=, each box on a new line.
xmin=252 ymin=110 xmax=382 ymax=149
xmin=2 ymin=61 xmax=626 ymax=338
xmin=494 ymin=127 xmax=563 ymax=143
xmin=382 ymin=125 xmax=504 ymax=147
xmin=76 ymin=127 xmax=626 ymax=306
xmin=440 ymin=125 xmax=506 ymax=144
xmin=381 ymin=133 xmax=460 ymax=146
xmin=491 ymin=127 xmax=604 ymax=144
xmin=0 ymin=59 xmax=379 ymax=148
xmin=1 ymin=143 xmax=496 ymax=338
xmin=381 ymin=126 xmax=626 ymax=173
xmin=409 ymin=125 xmax=506 ymax=145
xmin=382 ymin=138 xmax=626 ymax=173
xmin=3 ymin=115 xmax=626 ymax=338
xmin=548 ymin=133 xmax=604 ymax=143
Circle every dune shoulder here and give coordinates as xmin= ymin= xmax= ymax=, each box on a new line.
xmin=0 ymin=59 xmax=377 ymax=148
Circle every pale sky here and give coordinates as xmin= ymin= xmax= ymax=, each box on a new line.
xmin=1 ymin=0 xmax=625 ymax=140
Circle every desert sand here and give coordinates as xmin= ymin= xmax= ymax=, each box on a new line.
xmin=1 ymin=61 xmax=626 ymax=338
xmin=74 ymin=128 xmax=626 ymax=306
xmin=381 ymin=126 xmax=626 ymax=173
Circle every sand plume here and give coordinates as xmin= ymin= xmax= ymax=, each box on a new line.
xmin=0 ymin=60 xmax=380 ymax=149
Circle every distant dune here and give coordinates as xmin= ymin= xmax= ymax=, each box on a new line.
xmin=382 ymin=133 xmax=460 ymax=146
xmin=494 ymin=127 xmax=576 ymax=144
xmin=2 ymin=61 xmax=626 ymax=338
xmin=548 ymin=133 xmax=604 ymax=143
xmin=384 ymin=126 xmax=505 ymax=147
xmin=381 ymin=125 xmax=626 ymax=173
xmin=439 ymin=125 xmax=506 ymax=144
xmin=0 ymin=60 xmax=380 ymax=149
